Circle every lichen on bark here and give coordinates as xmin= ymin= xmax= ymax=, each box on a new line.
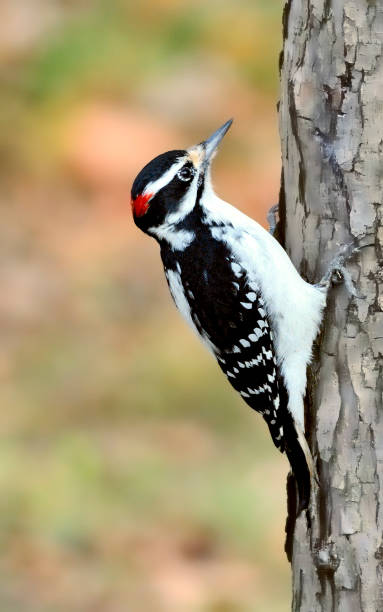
xmin=279 ymin=1 xmax=383 ymax=609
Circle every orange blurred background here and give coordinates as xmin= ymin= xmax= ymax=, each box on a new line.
xmin=0 ymin=1 xmax=289 ymax=610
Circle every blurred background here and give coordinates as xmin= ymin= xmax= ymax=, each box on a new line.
xmin=0 ymin=1 xmax=288 ymax=610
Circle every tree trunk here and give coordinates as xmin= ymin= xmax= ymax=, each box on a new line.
xmin=279 ymin=1 xmax=383 ymax=610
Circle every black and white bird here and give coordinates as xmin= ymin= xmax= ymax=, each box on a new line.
xmin=131 ymin=120 xmax=328 ymax=511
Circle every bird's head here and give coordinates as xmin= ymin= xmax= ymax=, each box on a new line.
xmin=131 ymin=119 xmax=233 ymax=239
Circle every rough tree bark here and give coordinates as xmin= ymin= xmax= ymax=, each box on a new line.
xmin=279 ymin=1 xmax=383 ymax=610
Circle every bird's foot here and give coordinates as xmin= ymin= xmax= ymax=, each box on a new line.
xmin=316 ymin=242 xmax=364 ymax=298
xmin=329 ymin=263 xmax=360 ymax=297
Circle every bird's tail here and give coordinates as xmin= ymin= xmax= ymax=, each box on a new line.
xmin=283 ymin=416 xmax=317 ymax=561
xmin=283 ymin=412 xmax=316 ymax=514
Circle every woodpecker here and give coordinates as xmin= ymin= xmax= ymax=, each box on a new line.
xmin=131 ymin=120 xmax=328 ymax=511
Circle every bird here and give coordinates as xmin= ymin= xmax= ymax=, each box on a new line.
xmin=131 ymin=119 xmax=328 ymax=512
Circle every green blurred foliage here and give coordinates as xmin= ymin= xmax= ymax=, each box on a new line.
xmin=24 ymin=1 xmax=282 ymax=103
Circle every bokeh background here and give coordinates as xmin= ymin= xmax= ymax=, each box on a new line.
xmin=0 ymin=1 xmax=289 ymax=610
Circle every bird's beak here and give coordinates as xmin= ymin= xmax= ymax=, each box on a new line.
xmin=202 ymin=119 xmax=233 ymax=164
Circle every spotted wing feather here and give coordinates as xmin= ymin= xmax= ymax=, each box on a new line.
xmin=212 ymin=270 xmax=286 ymax=452
xmin=170 ymin=246 xmax=288 ymax=453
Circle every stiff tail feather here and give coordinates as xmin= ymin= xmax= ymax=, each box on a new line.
xmin=283 ymin=413 xmax=316 ymax=514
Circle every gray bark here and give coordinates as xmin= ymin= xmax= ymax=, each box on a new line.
xmin=279 ymin=1 xmax=383 ymax=610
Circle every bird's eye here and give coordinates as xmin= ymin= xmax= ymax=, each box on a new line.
xmin=177 ymin=166 xmax=194 ymax=182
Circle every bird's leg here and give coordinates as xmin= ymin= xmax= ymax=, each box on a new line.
xmin=267 ymin=204 xmax=279 ymax=236
xmin=316 ymin=242 xmax=362 ymax=298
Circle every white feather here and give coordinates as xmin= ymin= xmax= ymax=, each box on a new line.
xmin=150 ymin=226 xmax=194 ymax=250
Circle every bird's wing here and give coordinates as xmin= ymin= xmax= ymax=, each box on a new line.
xmin=184 ymin=253 xmax=287 ymax=452
xmin=213 ymin=286 xmax=287 ymax=452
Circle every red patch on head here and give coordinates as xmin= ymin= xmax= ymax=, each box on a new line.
xmin=131 ymin=192 xmax=153 ymax=217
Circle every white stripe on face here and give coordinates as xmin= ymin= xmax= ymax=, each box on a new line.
xmin=143 ymin=157 xmax=186 ymax=198
xmin=166 ymin=170 xmax=199 ymax=224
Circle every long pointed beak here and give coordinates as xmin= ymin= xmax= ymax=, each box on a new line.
xmin=202 ymin=119 xmax=233 ymax=163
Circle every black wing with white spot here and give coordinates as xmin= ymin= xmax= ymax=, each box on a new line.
xmin=213 ymin=266 xmax=286 ymax=452
xmin=169 ymin=242 xmax=288 ymax=453
xmin=216 ymin=302 xmax=285 ymax=450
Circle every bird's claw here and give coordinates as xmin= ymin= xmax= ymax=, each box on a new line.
xmin=317 ymin=242 xmax=364 ymax=299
